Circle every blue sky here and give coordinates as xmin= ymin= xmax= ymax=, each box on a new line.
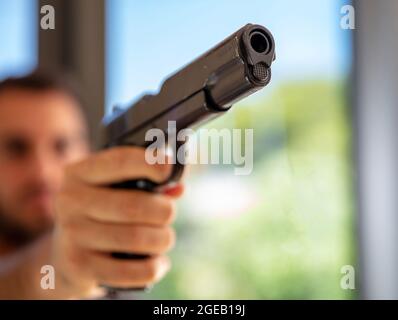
xmin=0 ymin=0 xmax=351 ymax=111
xmin=0 ymin=0 xmax=37 ymax=78
xmin=106 ymin=0 xmax=352 ymax=111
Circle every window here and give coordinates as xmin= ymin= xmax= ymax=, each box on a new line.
xmin=0 ymin=0 xmax=37 ymax=79
xmin=107 ymin=0 xmax=354 ymax=299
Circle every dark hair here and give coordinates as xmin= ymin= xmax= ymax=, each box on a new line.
xmin=0 ymin=71 xmax=83 ymax=106
xmin=0 ymin=71 xmax=90 ymax=144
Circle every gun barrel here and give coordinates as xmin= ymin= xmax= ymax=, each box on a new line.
xmin=101 ymin=23 xmax=275 ymax=148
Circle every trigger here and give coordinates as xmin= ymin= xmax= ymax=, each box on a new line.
xmin=156 ymin=162 xmax=185 ymax=191
xmin=156 ymin=140 xmax=187 ymax=190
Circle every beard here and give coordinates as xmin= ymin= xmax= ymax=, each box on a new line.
xmin=0 ymin=211 xmax=52 ymax=247
xmin=0 ymin=184 xmax=55 ymax=247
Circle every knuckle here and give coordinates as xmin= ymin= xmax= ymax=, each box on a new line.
xmin=151 ymin=227 xmax=175 ymax=253
xmin=114 ymin=147 xmax=142 ymax=168
xmin=124 ymin=226 xmax=140 ymax=245
xmin=142 ymin=259 xmax=158 ymax=282
xmin=117 ymin=263 xmax=135 ymax=280
xmin=62 ymin=217 xmax=80 ymax=237
xmin=154 ymin=163 xmax=172 ymax=180
xmin=126 ymin=226 xmax=147 ymax=251
xmin=66 ymin=246 xmax=88 ymax=271
xmin=63 ymin=161 xmax=86 ymax=182
xmin=118 ymin=194 xmax=141 ymax=219
xmin=161 ymin=199 xmax=176 ymax=224
xmin=164 ymin=228 xmax=176 ymax=251
xmin=113 ymin=148 xmax=129 ymax=168
xmin=131 ymin=195 xmax=145 ymax=218
xmin=55 ymin=185 xmax=83 ymax=219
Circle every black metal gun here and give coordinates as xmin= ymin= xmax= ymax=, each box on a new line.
xmin=100 ymin=23 xmax=275 ymax=291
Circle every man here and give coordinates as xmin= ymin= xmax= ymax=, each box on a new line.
xmin=0 ymin=72 xmax=183 ymax=299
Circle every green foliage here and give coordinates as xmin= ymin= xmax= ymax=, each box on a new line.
xmin=147 ymin=79 xmax=356 ymax=299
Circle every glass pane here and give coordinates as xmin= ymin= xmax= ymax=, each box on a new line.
xmin=0 ymin=0 xmax=38 ymax=79
xmin=107 ymin=0 xmax=354 ymax=299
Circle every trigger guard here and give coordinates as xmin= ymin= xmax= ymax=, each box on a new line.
xmin=109 ymin=142 xmax=186 ymax=192
xmin=109 ymin=163 xmax=185 ymax=192
xmin=156 ymin=140 xmax=186 ymax=189
xmin=157 ymin=162 xmax=185 ymax=190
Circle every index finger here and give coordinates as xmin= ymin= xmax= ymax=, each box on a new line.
xmin=66 ymin=146 xmax=173 ymax=185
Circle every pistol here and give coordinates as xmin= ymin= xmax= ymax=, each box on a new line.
xmin=100 ymin=23 xmax=276 ymax=291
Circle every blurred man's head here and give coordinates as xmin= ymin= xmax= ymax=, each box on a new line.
xmin=0 ymin=72 xmax=89 ymax=246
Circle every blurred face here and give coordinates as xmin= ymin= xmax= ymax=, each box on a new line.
xmin=0 ymin=88 xmax=89 ymax=245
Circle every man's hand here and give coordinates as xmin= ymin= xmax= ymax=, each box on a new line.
xmin=51 ymin=146 xmax=183 ymax=297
